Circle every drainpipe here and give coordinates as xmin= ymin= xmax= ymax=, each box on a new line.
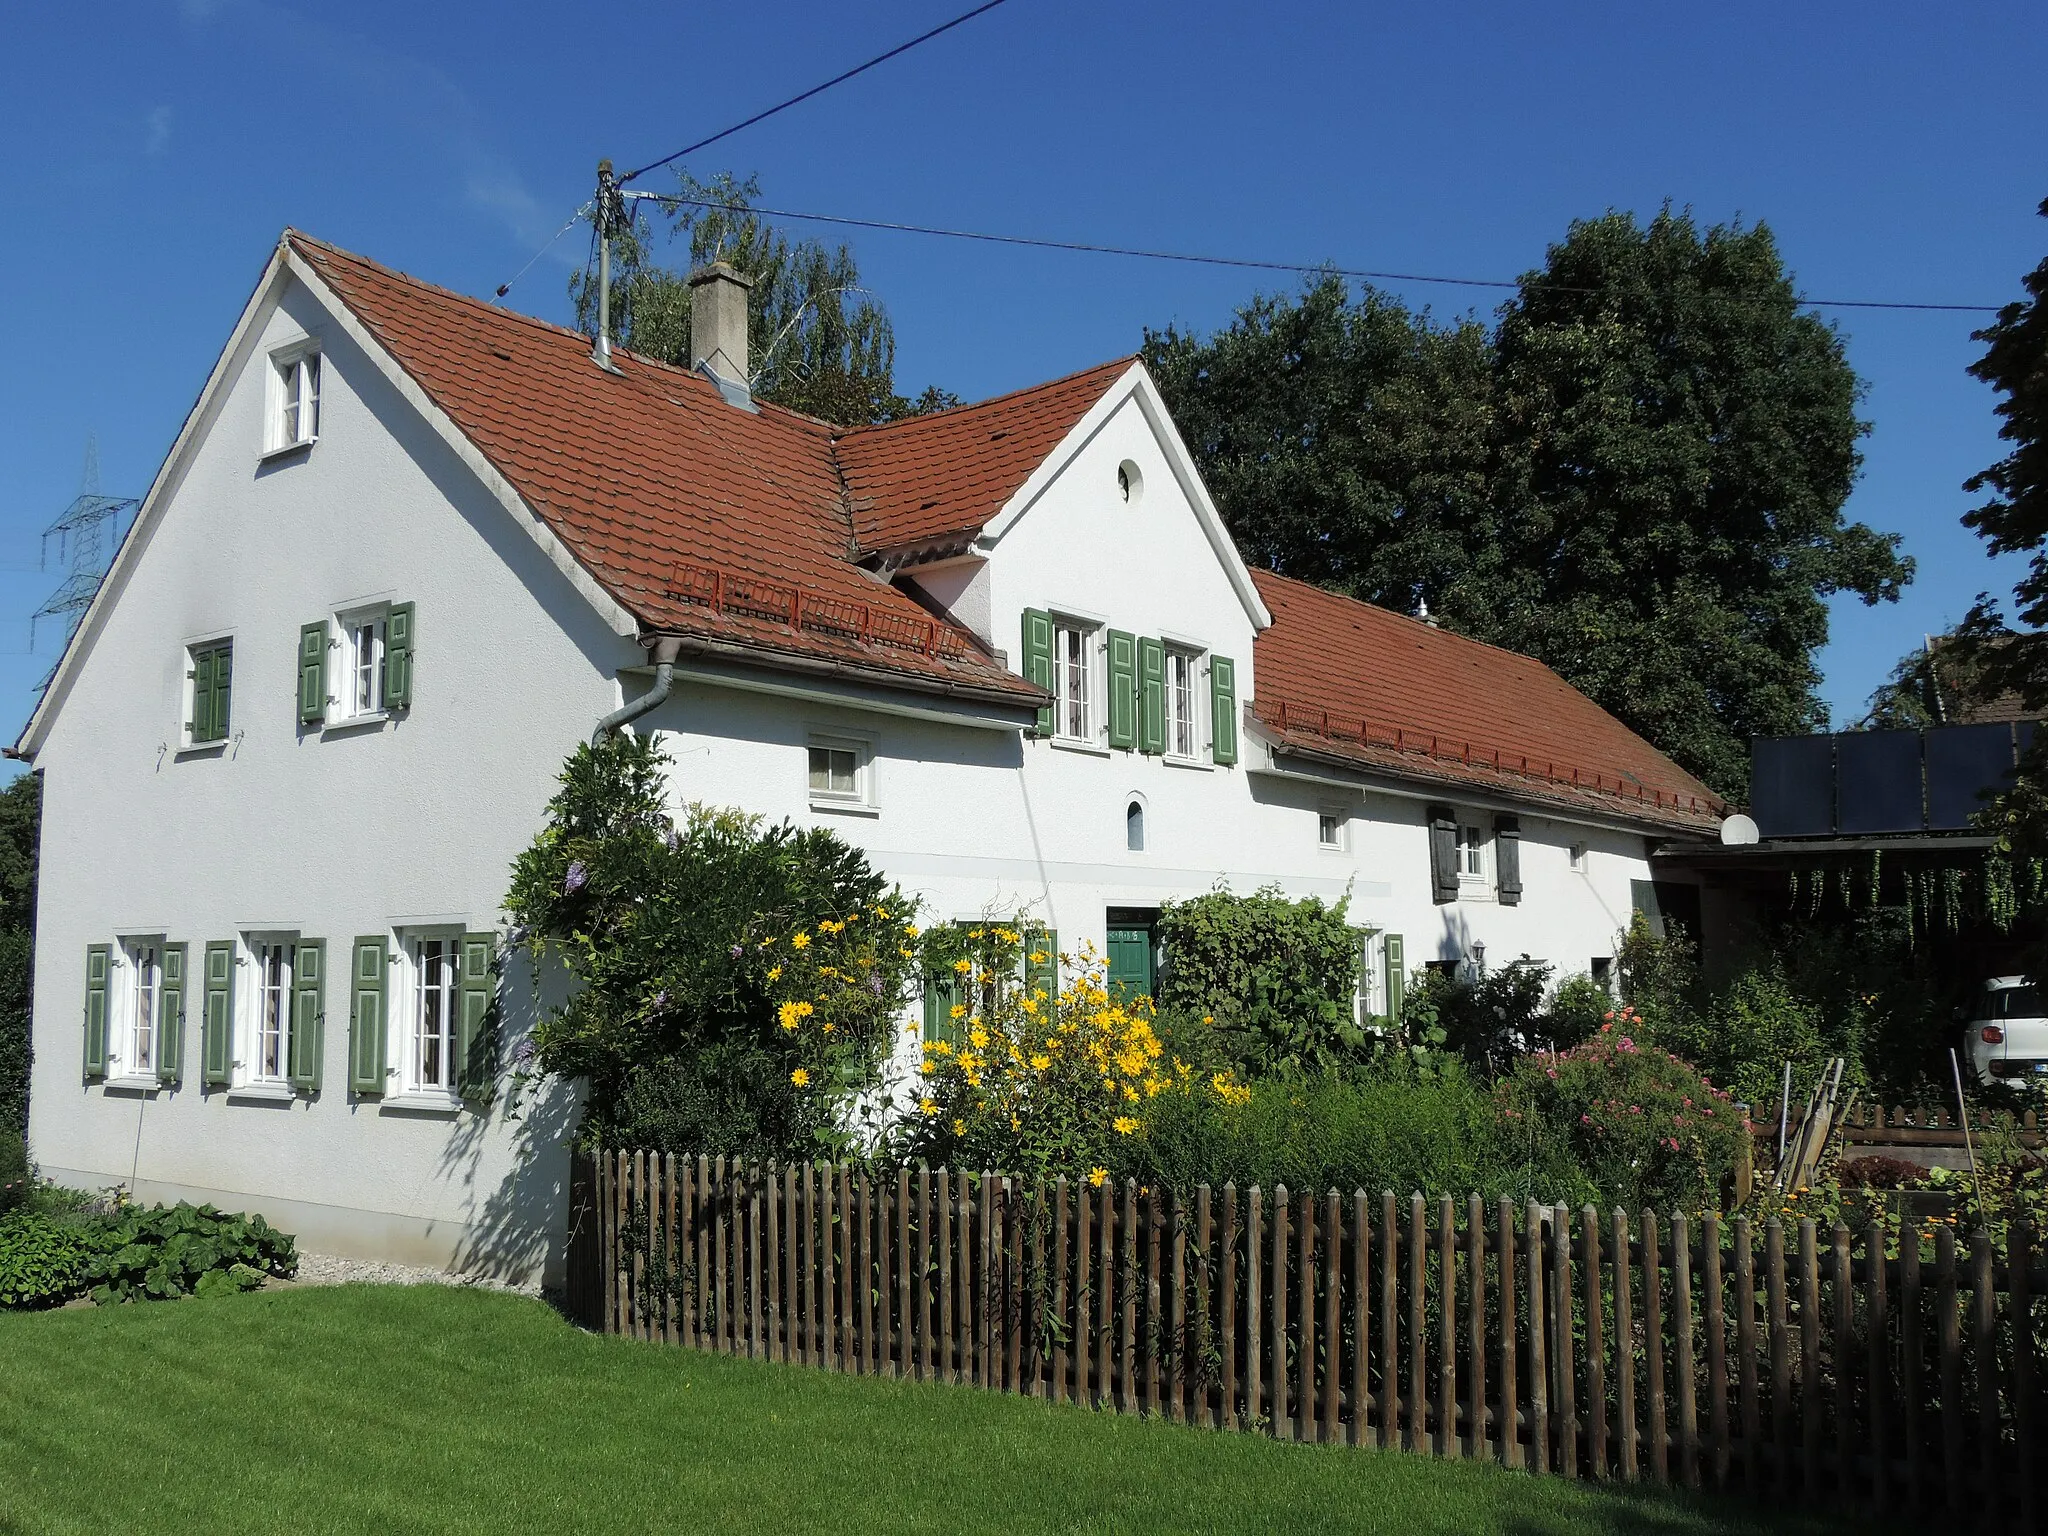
xmin=592 ymin=636 xmax=685 ymax=744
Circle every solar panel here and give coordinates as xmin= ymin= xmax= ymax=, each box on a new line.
xmin=1751 ymin=735 xmax=1835 ymax=837
xmin=1836 ymin=730 xmax=1924 ymax=834
xmin=1926 ymin=724 xmax=2015 ymax=830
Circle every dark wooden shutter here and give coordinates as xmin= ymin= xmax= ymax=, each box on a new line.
xmin=201 ymin=941 xmax=235 ymax=1086
xmin=1495 ymin=815 xmax=1523 ymax=906
xmin=1428 ymin=806 xmax=1459 ymax=904
xmin=1384 ymin=934 xmax=1406 ymax=1022
xmin=1209 ymin=656 xmax=1238 ymax=765
xmin=1138 ymin=638 xmax=1165 ymax=755
xmin=157 ymin=942 xmax=187 ymax=1086
xmin=298 ymin=622 xmax=328 ymax=724
xmin=84 ymin=945 xmax=110 ymax=1079
xmin=1021 ymin=609 xmax=1054 ymax=736
xmin=1106 ymin=630 xmax=1137 ymax=749
xmin=458 ymin=932 xmax=495 ymax=1100
xmin=288 ymin=939 xmax=325 ymax=1090
xmin=385 ymin=602 xmax=415 ymax=710
xmin=349 ymin=937 xmax=388 ymax=1097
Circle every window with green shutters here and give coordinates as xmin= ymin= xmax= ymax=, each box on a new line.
xmin=288 ymin=940 xmax=326 ymax=1091
xmin=83 ymin=944 xmax=110 ymax=1079
xmin=157 ymin=942 xmax=187 ymax=1086
xmin=187 ymin=639 xmax=233 ymax=745
xmin=1106 ymin=630 xmax=1137 ymax=749
xmin=200 ymin=941 xmax=235 ymax=1086
xmin=1208 ymin=655 xmax=1237 ymax=765
xmin=349 ymin=936 xmax=389 ymax=1097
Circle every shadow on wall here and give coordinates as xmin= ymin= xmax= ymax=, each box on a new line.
xmin=430 ymin=945 xmax=584 ymax=1286
xmin=1432 ymin=906 xmax=1477 ymax=977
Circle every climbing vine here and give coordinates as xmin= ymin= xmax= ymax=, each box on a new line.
xmin=1780 ymin=848 xmax=2046 ymax=935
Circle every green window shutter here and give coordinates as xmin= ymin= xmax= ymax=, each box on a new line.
xmin=1106 ymin=630 xmax=1137 ymax=749
xmin=201 ymin=941 xmax=235 ymax=1086
xmin=458 ymin=931 xmax=496 ymax=1101
xmin=84 ymin=945 xmax=110 ymax=1079
xmin=209 ymin=644 xmax=234 ymax=741
xmin=349 ymin=937 xmax=388 ymax=1097
xmin=1384 ymin=934 xmax=1406 ymax=1023
xmin=1025 ymin=928 xmax=1059 ymax=1004
xmin=1020 ymin=609 xmax=1054 ymax=737
xmin=385 ymin=602 xmax=415 ymax=710
xmin=922 ymin=972 xmax=961 ymax=1046
xmin=298 ymin=622 xmax=329 ymax=724
xmin=288 ymin=939 xmax=325 ymax=1090
xmin=1209 ymin=655 xmax=1238 ymax=765
xmin=1138 ymin=638 xmax=1165 ymax=755
xmin=157 ymin=943 xmax=187 ymax=1086
xmin=188 ymin=647 xmax=215 ymax=742
xmin=1495 ymin=815 xmax=1523 ymax=906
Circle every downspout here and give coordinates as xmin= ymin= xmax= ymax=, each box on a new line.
xmin=592 ymin=635 xmax=685 ymax=744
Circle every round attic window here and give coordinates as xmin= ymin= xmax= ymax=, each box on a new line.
xmin=1117 ymin=460 xmax=1144 ymax=506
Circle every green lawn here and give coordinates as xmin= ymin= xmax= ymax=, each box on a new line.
xmin=1 ymin=1285 xmax=1882 ymax=1535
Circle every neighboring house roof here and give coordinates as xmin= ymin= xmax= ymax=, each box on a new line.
xmin=1249 ymin=572 xmax=1724 ymax=832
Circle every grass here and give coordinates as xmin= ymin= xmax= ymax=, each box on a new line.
xmin=1 ymin=1285 xmax=1889 ymax=1536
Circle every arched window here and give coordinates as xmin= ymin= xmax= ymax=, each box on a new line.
xmin=1126 ymin=799 xmax=1146 ymax=852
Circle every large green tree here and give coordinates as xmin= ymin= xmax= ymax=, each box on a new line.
xmin=0 ymin=772 xmax=39 ymax=1141
xmin=571 ymin=172 xmax=955 ymax=426
xmin=1148 ymin=209 xmax=1913 ymax=801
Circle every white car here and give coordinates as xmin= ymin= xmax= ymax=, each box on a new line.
xmin=1964 ymin=977 xmax=2048 ymax=1088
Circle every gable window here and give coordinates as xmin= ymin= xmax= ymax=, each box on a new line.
xmin=807 ymin=732 xmax=875 ymax=813
xmin=186 ymin=639 xmax=233 ymax=746
xmin=409 ymin=934 xmax=461 ymax=1096
xmin=1318 ymin=809 xmax=1346 ymax=851
xmin=1570 ymin=842 xmax=1589 ymax=873
xmin=268 ymin=349 xmax=321 ymax=454
xmin=1054 ymin=620 xmax=1096 ymax=742
xmin=249 ymin=939 xmax=295 ymax=1084
xmin=1164 ymin=648 xmax=1199 ymax=759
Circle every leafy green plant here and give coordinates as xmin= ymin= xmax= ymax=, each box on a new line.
xmin=1155 ymin=887 xmax=1362 ymax=1074
xmin=1402 ymin=961 xmax=1557 ymax=1079
xmin=86 ymin=1202 xmax=295 ymax=1305
xmin=0 ymin=1209 xmax=101 ymax=1308
xmin=0 ymin=1129 xmax=26 ymax=1215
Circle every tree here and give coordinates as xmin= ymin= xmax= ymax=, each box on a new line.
xmin=570 ymin=172 xmax=957 ymax=426
xmin=1147 ymin=209 xmax=1913 ymax=802
xmin=0 ymin=773 xmax=39 ymax=1141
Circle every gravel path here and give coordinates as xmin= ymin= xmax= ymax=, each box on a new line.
xmin=288 ymin=1250 xmax=538 ymax=1295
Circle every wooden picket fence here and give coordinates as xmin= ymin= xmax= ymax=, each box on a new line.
xmin=565 ymin=1151 xmax=2043 ymax=1522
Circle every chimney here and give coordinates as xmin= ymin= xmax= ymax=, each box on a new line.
xmin=689 ymin=262 xmax=755 ymax=410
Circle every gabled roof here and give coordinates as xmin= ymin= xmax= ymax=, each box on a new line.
xmin=1250 ymin=572 xmax=1724 ymax=832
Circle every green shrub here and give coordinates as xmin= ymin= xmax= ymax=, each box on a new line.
xmin=1403 ymin=962 xmax=1554 ymax=1078
xmin=1660 ymin=964 xmax=1851 ymax=1112
xmin=1545 ymin=976 xmax=1615 ymax=1052
xmin=1132 ymin=1059 xmax=1588 ymax=1204
xmin=0 ymin=1209 xmax=101 ymax=1308
xmin=1495 ymin=1007 xmax=1749 ymax=1212
xmin=0 ymin=1128 xmax=26 ymax=1214
xmin=1155 ymin=887 xmax=1362 ymax=1073
xmin=87 ymin=1202 xmax=296 ymax=1305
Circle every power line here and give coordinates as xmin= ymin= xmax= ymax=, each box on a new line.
xmin=494 ymin=203 xmax=592 ymax=300
xmin=631 ymin=192 xmax=2005 ymax=315
xmin=618 ymin=0 xmax=1015 ymax=185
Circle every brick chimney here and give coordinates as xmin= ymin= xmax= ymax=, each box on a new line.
xmin=689 ymin=262 xmax=754 ymax=408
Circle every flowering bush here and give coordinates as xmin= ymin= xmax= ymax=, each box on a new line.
xmin=1495 ymin=1006 xmax=1750 ymax=1212
xmin=898 ymin=925 xmax=1248 ymax=1184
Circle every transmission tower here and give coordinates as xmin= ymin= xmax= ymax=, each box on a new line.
xmin=32 ymin=437 xmax=137 ymax=671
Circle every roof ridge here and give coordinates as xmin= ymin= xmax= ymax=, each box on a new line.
xmin=834 ymin=354 xmax=1137 ymax=441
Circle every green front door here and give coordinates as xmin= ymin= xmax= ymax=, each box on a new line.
xmin=1105 ymin=923 xmax=1155 ymax=1004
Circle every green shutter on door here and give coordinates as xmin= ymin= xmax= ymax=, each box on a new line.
xmin=457 ymin=932 xmax=495 ymax=1101
xmin=385 ymin=602 xmax=415 ymax=710
xmin=157 ymin=943 xmax=187 ymax=1086
xmin=1384 ymin=934 xmax=1406 ymax=1023
xmin=1138 ymin=638 xmax=1166 ymax=755
xmin=288 ymin=939 xmax=325 ymax=1090
xmin=298 ymin=621 xmax=328 ymax=724
xmin=84 ymin=944 xmax=110 ymax=1079
xmin=1021 ymin=609 xmax=1054 ymax=737
xmin=1025 ymin=927 xmax=1059 ymax=1003
xmin=1209 ymin=655 xmax=1238 ymax=765
xmin=1106 ymin=630 xmax=1137 ymax=749
xmin=349 ymin=936 xmax=388 ymax=1097
xmin=201 ymin=941 xmax=235 ymax=1086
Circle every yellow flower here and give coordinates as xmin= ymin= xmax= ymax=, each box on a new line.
xmin=899 ymin=947 xmax=914 ymax=960
xmin=920 ymin=1097 xmax=939 ymax=1116
xmin=1087 ymin=1167 xmax=1108 ymax=1188
xmin=903 ymin=1020 xmax=921 ymax=1035
xmin=952 ymin=958 xmax=973 ymax=975
xmin=950 ymin=1003 xmax=967 ymax=1020
xmin=790 ymin=1068 xmax=810 ymax=1087
xmin=1029 ymin=1054 xmax=1051 ymax=1071
xmin=875 ymin=907 xmax=890 ymax=920
xmin=1202 ymin=1015 xmax=1213 ymax=1025
xmin=1113 ymin=1115 xmax=1138 ymax=1135
xmin=791 ymin=932 xmax=811 ymax=950
xmin=952 ymin=1119 xmax=966 ymax=1136
xmin=905 ymin=924 xmax=921 ymax=938
xmin=777 ymin=1000 xmax=811 ymax=1031
xmin=969 ymin=1026 xmax=990 ymax=1050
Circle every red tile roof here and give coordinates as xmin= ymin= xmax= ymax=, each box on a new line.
xmin=1250 ymin=572 xmax=1724 ymax=832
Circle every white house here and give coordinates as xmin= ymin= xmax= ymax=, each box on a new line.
xmin=13 ymin=232 xmax=1723 ymax=1287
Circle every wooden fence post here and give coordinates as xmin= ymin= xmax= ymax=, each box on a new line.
xmin=1644 ymin=1209 xmax=1668 ymax=1483
xmin=1584 ymin=1204 xmax=1607 ymax=1479
xmin=1408 ymin=1193 xmax=1427 ymax=1455
xmin=1768 ymin=1219 xmax=1790 ymax=1497
xmin=1703 ymin=1211 xmax=1728 ymax=1489
xmin=1526 ymin=1200 xmax=1548 ymax=1476
xmin=1271 ymin=1184 xmax=1291 ymax=1441
xmin=1121 ymin=1179 xmax=1139 ymax=1414
xmin=1936 ymin=1226 xmax=1961 ymax=1516
xmin=1439 ymin=1195 xmax=1457 ymax=1460
xmin=1865 ymin=1212 xmax=1888 ymax=1513
xmin=1902 ymin=1222 xmax=1922 ymax=1511
xmin=1381 ymin=1191 xmax=1400 ymax=1452
xmin=1799 ymin=1219 xmax=1820 ymax=1501
xmin=1323 ymin=1189 xmax=1342 ymax=1444
xmin=1074 ymin=1174 xmax=1093 ymax=1406
xmin=1675 ymin=1211 xmax=1699 ymax=1491
xmin=1354 ymin=1192 xmax=1372 ymax=1450
xmin=1833 ymin=1223 xmax=1854 ymax=1501
xmin=1553 ymin=1205 xmax=1577 ymax=1480
xmin=1097 ymin=1174 xmax=1115 ymax=1410
xmin=1497 ymin=1196 xmax=1518 ymax=1470
xmin=1298 ymin=1188 xmax=1316 ymax=1443
xmin=1971 ymin=1232 xmax=1998 ymax=1521
xmin=1615 ymin=1209 xmax=1636 ymax=1480
xmin=1222 ymin=1183 xmax=1240 ymax=1432
xmin=1246 ymin=1186 xmax=1263 ymax=1432
xmin=1468 ymin=1194 xmax=1486 ymax=1463
xmin=1735 ymin=1216 xmax=1759 ymax=1498
xmin=2014 ymin=1224 xmax=2037 ymax=1528
xmin=1053 ymin=1177 xmax=1070 ymax=1405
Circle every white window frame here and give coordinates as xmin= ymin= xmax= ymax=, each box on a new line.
xmin=1050 ymin=616 xmax=1099 ymax=747
xmin=1569 ymin=841 xmax=1589 ymax=874
xmin=1354 ymin=927 xmax=1384 ymax=1023
xmin=264 ymin=343 xmax=321 ymax=456
xmin=239 ymin=933 xmax=299 ymax=1090
xmin=1318 ymin=806 xmax=1348 ymax=853
xmin=335 ymin=604 xmax=390 ymax=722
xmin=1125 ymin=795 xmax=1147 ymax=853
xmin=807 ymin=730 xmax=877 ymax=815
xmin=106 ymin=936 xmax=165 ymax=1085
xmin=1163 ymin=645 xmax=1204 ymax=762
xmin=179 ymin=633 xmax=234 ymax=753
xmin=1458 ymin=822 xmax=1493 ymax=897
xmin=398 ymin=929 xmax=464 ymax=1103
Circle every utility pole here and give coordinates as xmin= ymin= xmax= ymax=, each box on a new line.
xmin=592 ymin=159 xmax=625 ymax=373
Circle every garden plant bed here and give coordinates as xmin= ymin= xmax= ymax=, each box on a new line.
xmin=0 ymin=1284 xmax=1897 ymax=1535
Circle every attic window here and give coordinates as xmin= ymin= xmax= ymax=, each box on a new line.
xmin=265 ymin=346 xmax=321 ymax=456
xmin=1117 ymin=460 xmax=1144 ymax=506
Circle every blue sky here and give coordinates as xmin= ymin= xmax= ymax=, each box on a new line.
xmin=2 ymin=0 xmax=2043 ymax=771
